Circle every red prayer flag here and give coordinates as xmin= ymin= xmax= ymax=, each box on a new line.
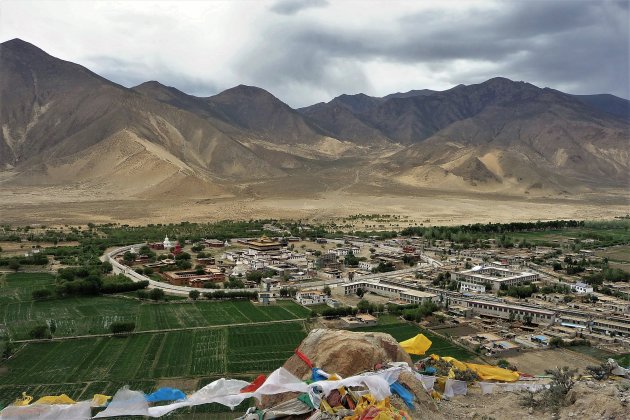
xmin=240 ymin=374 xmax=266 ymax=393
xmin=295 ymin=349 xmax=313 ymax=368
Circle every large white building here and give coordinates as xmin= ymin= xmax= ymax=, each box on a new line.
xmin=452 ymin=265 xmax=539 ymax=291
xmin=459 ymin=281 xmax=486 ymax=294
xmin=450 ymin=298 xmax=555 ymax=325
xmin=328 ymin=246 xmax=360 ymax=257
xmin=342 ymin=281 xmax=438 ymax=305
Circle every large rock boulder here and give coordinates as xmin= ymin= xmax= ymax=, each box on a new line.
xmin=260 ymin=328 xmax=417 ymax=410
xmin=283 ymin=328 xmax=413 ymax=379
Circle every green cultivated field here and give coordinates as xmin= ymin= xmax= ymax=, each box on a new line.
xmin=0 ymin=321 xmax=307 ymax=405
xmin=353 ymin=321 xmax=476 ymax=361
xmin=508 ymin=220 xmax=630 ymax=248
xmin=0 ymin=273 xmax=311 ymax=411
xmin=569 ymin=345 xmax=630 ymax=368
xmin=0 ymin=272 xmax=56 ymax=303
xmin=0 ymin=273 xmax=310 ymax=340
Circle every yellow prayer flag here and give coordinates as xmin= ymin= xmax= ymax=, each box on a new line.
xmin=33 ymin=394 xmax=75 ymax=405
xmin=399 ymin=334 xmax=432 ymax=355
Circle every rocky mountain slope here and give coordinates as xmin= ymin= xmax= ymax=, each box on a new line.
xmin=1 ymin=38 xmax=628 ymax=199
xmin=0 ymin=39 xmax=283 ymax=197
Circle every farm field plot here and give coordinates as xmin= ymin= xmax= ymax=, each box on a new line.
xmin=0 ymin=273 xmax=56 ymax=303
xmin=595 ymin=245 xmax=630 ymax=263
xmin=3 ymin=297 xmax=139 ymax=340
xmin=276 ymin=300 xmax=312 ymax=318
xmin=353 ymin=321 xmax=476 ymax=361
xmin=227 ymin=322 xmax=307 ymax=373
xmin=136 ymin=300 xmax=308 ymax=331
xmin=569 ymin=345 xmax=630 ymax=368
xmin=0 ymin=322 xmax=307 ymax=387
xmin=508 ymin=221 xmax=630 ymax=247
xmin=0 ymin=273 xmax=310 ymax=339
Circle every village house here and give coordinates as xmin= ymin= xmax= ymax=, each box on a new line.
xmin=572 ymin=282 xmax=594 ymax=294
xmin=295 ymin=289 xmax=328 ymax=305
xmin=328 ymin=246 xmax=360 ymax=257
xmin=204 ymin=239 xmax=227 ymax=248
xmin=163 ymin=269 xmax=224 ymax=287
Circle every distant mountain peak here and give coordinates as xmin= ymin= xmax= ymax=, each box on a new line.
xmin=1 ymin=38 xmax=48 ymax=55
xmin=2 ymin=37 xmax=32 ymax=47
xmin=134 ymin=80 xmax=166 ymax=88
xmin=220 ymin=84 xmax=273 ymax=97
xmin=485 ymin=76 xmax=515 ymax=84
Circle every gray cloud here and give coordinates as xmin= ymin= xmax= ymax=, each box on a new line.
xmin=236 ymin=0 xmax=629 ymax=105
xmin=88 ymin=56 xmax=221 ymax=97
xmin=1 ymin=0 xmax=627 ymax=107
xmin=270 ymin=0 xmax=329 ymax=15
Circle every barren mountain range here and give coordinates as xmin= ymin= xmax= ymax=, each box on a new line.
xmin=1 ymin=38 xmax=629 ymax=203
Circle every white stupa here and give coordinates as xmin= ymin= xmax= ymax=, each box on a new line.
xmin=232 ymin=260 xmax=248 ymax=276
xmin=163 ymin=235 xmax=172 ymax=249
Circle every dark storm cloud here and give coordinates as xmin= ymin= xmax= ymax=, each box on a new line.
xmin=270 ymin=0 xmax=329 ymax=16
xmin=238 ymin=0 xmax=629 ymax=104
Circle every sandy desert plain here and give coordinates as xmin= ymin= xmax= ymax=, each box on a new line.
xmin=0 ymin=183 xmax=628 ymax=227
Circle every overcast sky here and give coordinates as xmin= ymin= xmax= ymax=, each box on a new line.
xmin=1 ymin=0 xmax=628 ymax=107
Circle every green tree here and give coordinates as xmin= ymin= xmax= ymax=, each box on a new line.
xmin=101 ymin=261 xmax=113 ymax=273
xmin=29 ymin=325 xmax=51 ymax=339
xmin=189 ymin=290 xmax=200 ymax=300
xmin=1 ymin=339 xmax=14 ymax=359
xmin=357 ymin=299 xmax=370 ymax=312
xmin=149 ymin=288 xmax=165 ymax=301
xmin=344 ymin=252 xmax=360 ymax=267
xmin=8 ymin=261 xmax=20 ymax=272
xmin=323 ymin=286 xmax=331 ymax=297
xmin=110 ymin=321 xmax=135 ymax=334
xmin=246 ymin=271 xmax=264 ymax=283
xmin=32 ymin=289 xmax=53 ymax=300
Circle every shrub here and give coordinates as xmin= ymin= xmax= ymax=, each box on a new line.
xmin=110 ymin=321 xmax=135 ymax=334
xmin=521 ymin=367 xmax=577 ymax=412
xmin=32 ymin=289 xmax=53 ymax=300
xmin=189 ymin=290 xmax=200 ymax=300
xmin=585 ymin=363 xmax=610 ymax=381
xmin=101 ymin=261 xmax=113 ymax=273
xmin=29 ymin=325 xmax=51 ymax=339
xmin=101 ymin=280 xmax=149 ymax=294
xmin=497 ymin=359 xmax=510 ymax=369
xmin=149 ymin=288 xmax=165 ymax=301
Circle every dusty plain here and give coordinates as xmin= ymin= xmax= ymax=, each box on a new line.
xmin=0 ymin=183 xmax=628 ymax=226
